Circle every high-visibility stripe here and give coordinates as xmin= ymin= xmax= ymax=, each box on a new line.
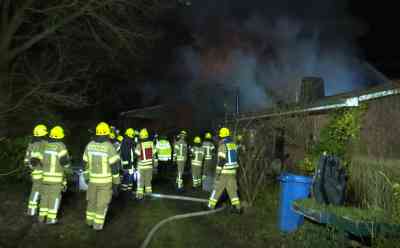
xmin=58 ymin=149 xmax=68 ymax=157
xmin=90 ymin=173 xmax=112 ymax=178
xmin=42 ymin=177 xmax=63 ymax=183
xmin=138 ymin=165 xmax=152 ymax=169
xmin=218 ymin=152 xmax=226 ymax=158
xmin=192 ymin=161 xmax=202 ymax=166
xmin=109 ymin=155 xmax=120 ymax=164
xmin=176 ymin=156 xmax=186 ymax=161
xmin=83 ymin=153 xmax=88 ymax=162
xmin=90 ymin=177 xmax=112 ymax=184
xmin=43 ymin=172 xmax=63 ymax=177
xmin=121 ymin=161 xmax=129 ymax=165
xmin=221 ymin=169 xmax=236 ymax=174
xmin=88 ymin=151 xmax=107 ymax=157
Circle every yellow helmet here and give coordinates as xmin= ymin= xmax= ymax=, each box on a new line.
xmin=204 ymin=132 xmax=212 ymax=139
xmin=194 ymin=136 xmax=201 ymax=144
xmin=96 ymin=122 xmax=110 ymax=136
xmin=180 ymin=130 xmax=187 ymax=136
xmin=125 ymin=128 xmax=134 ymax=138
xmin=33 ymin=124 xmax=48 ymax=137
xmin=139 ymin=128 xmax=149 ymax=140
xmin=109 ymin=132 xmax=116 ymax=139
xmin=219 ymin=127 xmax=230 ymax=138
xmin=117 ymin=135 xmax=123 ymax=142
xmin=49 ymin=126 xmax=64 ymax=139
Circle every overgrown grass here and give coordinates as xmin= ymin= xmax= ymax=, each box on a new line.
xmin=348 ymin=156 xmax=400 ymax=216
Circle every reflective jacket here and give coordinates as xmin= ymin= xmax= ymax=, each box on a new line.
xmin=217 ymin=137 xmax=239 ymax=175
xmin=42 ymin=140 xmax=70 ymax=184
xmin=190 ymin=145 xmax=205 ymax=166
xmin=156 ymin=139 xmax=172 ymax=161
xmin=24 ymin=139 xmax=47 ymax=181
xmin=120 ymin=137 xmax=134 ymax=169
xmin=201 ymin=140 xmax=215 ymax=161
xmin=173 ymin=138 xmax=188 ymax=162
xmin=135 ymin=139 xmax=154 ymax=168
xmin=83 ymin=140 xmax=120 ymax=185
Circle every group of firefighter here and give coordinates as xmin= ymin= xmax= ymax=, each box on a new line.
xmin=24 ymin=122 xmax=242 ymax=230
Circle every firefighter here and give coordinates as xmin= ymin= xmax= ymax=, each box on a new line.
xmin=135 ymin=128 xmax=154 ymax=200
xmin=173 ymin=130 xmax=188 ymax=191
xmin=83 ymin=122 xmax=121 ymax=230
xmin=190 ymin=136 xmax=205 ymax=189
xmin=201 ymin=132 xmax=216 ymax=184
xmin=152 ymin=133 xmax=159 ymax=174
xmin=39 ymin=126 xmax=70 ymax=224
xmin=120 ymin=128 xmax=135 ymax=192
xmin=208 ymin=127 xmax=241 ymax=213
xmin=25 ymin=124 xmax=48 ymax=216
xmin=155 ymin=135 xmax=172 ymax=180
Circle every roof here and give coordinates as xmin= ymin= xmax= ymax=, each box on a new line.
xmin=227 ymin=81 xmax=400 ymax=122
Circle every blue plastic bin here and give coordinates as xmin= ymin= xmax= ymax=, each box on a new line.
xmin=278 ymin=173 xmax=312 ymax=233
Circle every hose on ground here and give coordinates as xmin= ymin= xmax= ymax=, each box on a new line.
xmin=150 ymin=193 xmax=209 ymax=203
xmin=140 ymin=207 xmax=226 ymax=248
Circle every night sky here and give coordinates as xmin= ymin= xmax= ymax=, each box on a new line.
xmin=350 ymin=1 xmax=400 ymax=77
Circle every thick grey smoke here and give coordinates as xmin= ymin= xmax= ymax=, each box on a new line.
xmin=178 ymin=0 xmax=372 ymax=115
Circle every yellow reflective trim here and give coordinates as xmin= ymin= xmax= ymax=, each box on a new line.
xmin=109 ymin=155 xmax=120 ymax=164
xmin=83 ymin=153 xmax=88 ymax=162
xmin=90 ymin=177 xmax=112 ymax=184
xmin=42 ymin=177 xmax=63 ymax=183
xmin=90 ymin=173 xmax=112 ymax=178
xmin=43 ymin=172 xmax=63 ymax=176
xmin=58 ymin=149 xmax=67 ymax=157
xmin=138 ymin=165 xmax=152 ymax=169
xmin=94 ymin=219 xmax=105 ymax=224
xmin=221 ymin=170 xmax=236 ymax=174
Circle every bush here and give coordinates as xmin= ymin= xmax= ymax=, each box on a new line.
xmin=299 ymin=107 xmax=365 ymax=174
xmin=0 ymin=136 xmax=31 ymax=183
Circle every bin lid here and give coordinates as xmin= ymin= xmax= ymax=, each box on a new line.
xmin=278 ymin=173 xmax=312 ymax=184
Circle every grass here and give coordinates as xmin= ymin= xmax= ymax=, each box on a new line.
xmin=2 ymin=178 xmax=400 ymax=248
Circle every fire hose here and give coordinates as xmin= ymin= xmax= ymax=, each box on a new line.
xmin=140 ymin=193 xmax=226 ymax=248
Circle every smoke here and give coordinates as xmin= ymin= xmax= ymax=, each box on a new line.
xmin=177 ymin=0 xmax=372 ymax=116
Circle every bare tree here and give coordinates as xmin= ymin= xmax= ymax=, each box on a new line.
xmin=0 ymin=0 xmax=174 ymax=137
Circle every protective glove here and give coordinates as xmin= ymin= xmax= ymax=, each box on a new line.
xmin=112 ymin=184 xmax=120 ymax=197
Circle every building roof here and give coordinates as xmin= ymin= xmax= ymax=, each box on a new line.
xmin=227 ymin=81 xmax=400 ymax=122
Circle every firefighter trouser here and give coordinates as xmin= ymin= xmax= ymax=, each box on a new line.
xmin=86 ymin=183 xmax=112 ymax=230
xmin=27 ymin=179 xmax=41 ymax=216
xmin=121 ymin=169 xmax=134 ymax=191
xmin=202 ymin=159 xmax=214 ymax=181
xmin=176 ymin=160 xmax=186 ymax=189
xmin=191 ymin=164 xmax=202 ymax=187
xmin=208 ymin=173 xmax=240 ymax=209
xmin=136 ymin=167 xmax=152 ymax=199
xmin=39 ymin=183 xmax=62 ymax=223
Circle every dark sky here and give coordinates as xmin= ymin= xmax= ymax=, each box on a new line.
xmin=350 ymin=0 xmax=400 ymax=77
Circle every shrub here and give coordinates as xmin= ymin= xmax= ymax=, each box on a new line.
xmin=0 ymin=136 xmax=31 ymax=183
